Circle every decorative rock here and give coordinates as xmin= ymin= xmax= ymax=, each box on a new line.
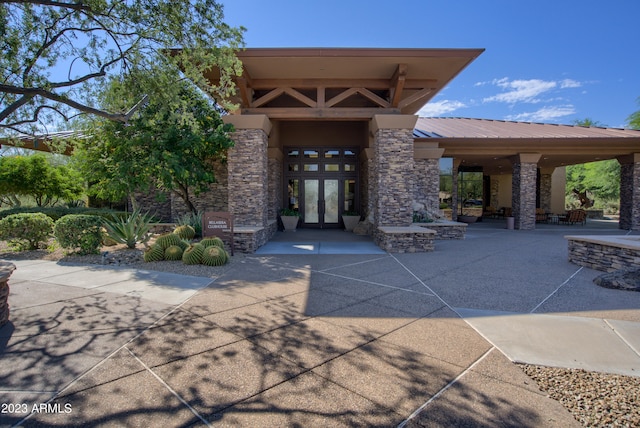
xmin=594 ymin=268 xmax=640 ymax=291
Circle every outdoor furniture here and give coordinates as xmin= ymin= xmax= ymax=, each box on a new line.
xmin=535 ymin=208 xmax=548 ymax=223
xmin=559 ymin=209 xmax=587 ymax=225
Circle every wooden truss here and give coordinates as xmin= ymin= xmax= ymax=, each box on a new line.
xmin=235 ymin=64 xmax=437 ymax=119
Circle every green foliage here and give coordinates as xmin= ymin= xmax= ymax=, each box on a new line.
xmin=143 ymin=245 xmax=165 ymax=262
xmin=0 ymin=154 xmax=84 ymax=207
xmin=54 ymin=215 xmax=104 ymax=255
xmin=174 ymin=224 xmax=196 ymax=240
xmin=201 ymin=246 xmax=228 ymax=266
xmin=0 ymin=213 xmax=54 ymax=250
xmin=164 ymin=245 xmax=184 ymax=261
xmin=182 ymin=243 xmax=204 ymax=265
xmin=280 ymin=208 xmax=301 ymax=217
xmin=566 ymin=160 xmax=620 ymax=202
xmin=0 ymin=206 xmax=124 ymax=222
xmin=103 ymin=208 xmax=154 ymax=249
xmin=1 ymin=0 xmax=244 ymax=134
xmin=176 ymin=211 xmax=203 ymax=238
xmin=73 ymin=70 xmax=235 ymax=211
xmin=627 ymin=97 xmax=640 ymax=130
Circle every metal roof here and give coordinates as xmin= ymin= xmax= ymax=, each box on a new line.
xmin=414 ymin=117 xmax=640 ymax=139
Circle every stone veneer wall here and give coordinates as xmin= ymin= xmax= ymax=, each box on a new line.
xmin=539 ymin=171 xmax=552 ymax=212
xmin=0 ymin=262 xmax=15 ymax=327
xmin=567 ymin=239 xmax=640 ymax=272
xmin=373 ymin=128 xmax=414 ymax=227
xmin=130 ymin=185 xmax=172 ymax=222
xmin=171 ymin=160 xmax=228 ymax=220
xmin=414 ymin=158 xmax=440 ymax=213
xmin=227 ymin=128 xmax=269 ymax=227
xmin=374 ymin=227 xmax=435 ymax=253
xmin=512 ymin=160 xmax=538 ymax=230
xmin=619 ymin=157 xmax=640 ymax=230
xmin=414 ymin=222 xmax=467 ymax=240
xmin=490 ymin=178 xmax=499 ymax=210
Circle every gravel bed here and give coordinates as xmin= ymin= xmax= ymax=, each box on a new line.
xmin=520 ymin=364 xmax=640 ymax=427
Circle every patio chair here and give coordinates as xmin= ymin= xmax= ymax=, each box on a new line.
xmin=558 ymin=209 xmax=587 ymax=225
xmin=535 ymin=208 xmax=548 ymax=223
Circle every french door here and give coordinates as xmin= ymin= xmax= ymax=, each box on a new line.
xmin=284 ymin=147 xmax=358 ymax=229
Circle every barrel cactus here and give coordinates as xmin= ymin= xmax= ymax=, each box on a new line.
xmin=200 ymin=237 xmax=225 ymax=249
xmin=177 ymin=239 xmax=189 ymax=251
xmin=164 ymin=245 xmax=184 ymax=261
xmin=174 ymin=225 xmax=195 ymax=240
xmin=201 ymin=246 xmax=228 ymax=266
xmin=143 ymin=244 xmax=165 ymax=262
xmin=182 ymin=243 xmax=204 ymax=265
xmin=155 ymin=233 xmax=182 ymax=250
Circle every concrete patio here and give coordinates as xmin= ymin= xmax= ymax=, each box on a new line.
xmin=1 ymin=219 xmax=639 ymax=427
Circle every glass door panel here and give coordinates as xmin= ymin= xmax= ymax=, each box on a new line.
xmin=324 ymin=180 xmax=339 ymax=224
xmin=304 ymin=179 xmax=319 ymax=224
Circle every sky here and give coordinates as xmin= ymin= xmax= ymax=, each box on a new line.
xmin=220 ymin=0 xmax=640 ymax=129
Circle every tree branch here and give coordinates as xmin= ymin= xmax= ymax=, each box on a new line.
xmin=0 ymin=0 xmax=93 ymax=13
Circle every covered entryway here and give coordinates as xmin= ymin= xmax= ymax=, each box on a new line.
xmin=284 ymin=147 xmax=358 ymax=229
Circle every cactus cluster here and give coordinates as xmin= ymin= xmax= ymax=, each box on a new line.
xmin=142 ymin=227 xmax=229 ymax=266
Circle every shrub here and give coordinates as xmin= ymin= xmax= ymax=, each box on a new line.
xmin=54 ymin=214 xmax=105 ymax=255
xmin=0 ymin=213 xmax=54 ymax=250
xmin=103 ymin=208 xmax=154 ymax=249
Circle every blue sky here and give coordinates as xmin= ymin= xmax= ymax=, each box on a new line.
xmin=221 ymin=0 xmax=640 ymax=128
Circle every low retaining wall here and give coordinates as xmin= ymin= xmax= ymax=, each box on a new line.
xmin=566 ymin=235 xmax=640 ymax=272
xmin=414 ymin=220 xmax=467 ymax=240
xmin=375 ymin=226 xmax=435 ymax=253
xmin=1 ymin=262 xmax=16 ymax=327
xmin=233 ymin=220 xmax=278 ymax=253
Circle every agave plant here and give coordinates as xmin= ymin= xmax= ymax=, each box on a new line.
xmin=103 ymin=208 xmax=155 ymax=249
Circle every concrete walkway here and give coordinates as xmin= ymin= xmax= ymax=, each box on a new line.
xmin=1 ymin=220 xmax=639 ymax=427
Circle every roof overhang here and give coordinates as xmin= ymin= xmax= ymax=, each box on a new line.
xmin=198 ymin=47 xmax=484 ymax=119
xmin=414 ymin=118 xmax=640 ymax=174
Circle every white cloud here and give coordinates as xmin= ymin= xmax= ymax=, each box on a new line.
xmin=417 ymin=100 xmax=466 ymax=117
xmin=483 ymin=78 xmax=557 ymax=104
xmin=560 ymin=79 xmax=582 ymax=88
xmin=505 ymin=105 xmax=576 ymax=122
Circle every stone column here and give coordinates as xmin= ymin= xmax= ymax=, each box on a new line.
xmin=370 ymin=115 xmax=418 ymax=227
xmin=539 ymin=167 xmax=554 ymax=213
xmin=359 ymin=148 xmax=374 ymax=223
xmin=618 ymin=153 xmax=640 ymax=230
xmin=511 ymin=153 xmax=541 ymax=230
xmin=267 ymin=148 xmax=283 ymax=222
xmin=414 ymin=143 xmax=445 ymax=215
xmin=451 ymin=159 xmax=462 ymax=221
xmin=223 ymin=115 xmax=272 ymax=227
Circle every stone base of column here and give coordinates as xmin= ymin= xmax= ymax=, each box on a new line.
xmin=232 ymin=221 xmax=278 ymax=253
xmin=374 ymin=226 xmax=435 ymax=253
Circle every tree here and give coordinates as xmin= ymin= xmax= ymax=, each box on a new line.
xmin=0 ymin=153 xmax=84 ymax=206
xmin=627 ymin=97 xmax=640 ymax=130
xmin=73 ymin=69 xmax=234 ymax=213
xmin=566 ymin=118 xmax=620 ymax=204
xmin=0 ymin=0 xmax=244 ymax=135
